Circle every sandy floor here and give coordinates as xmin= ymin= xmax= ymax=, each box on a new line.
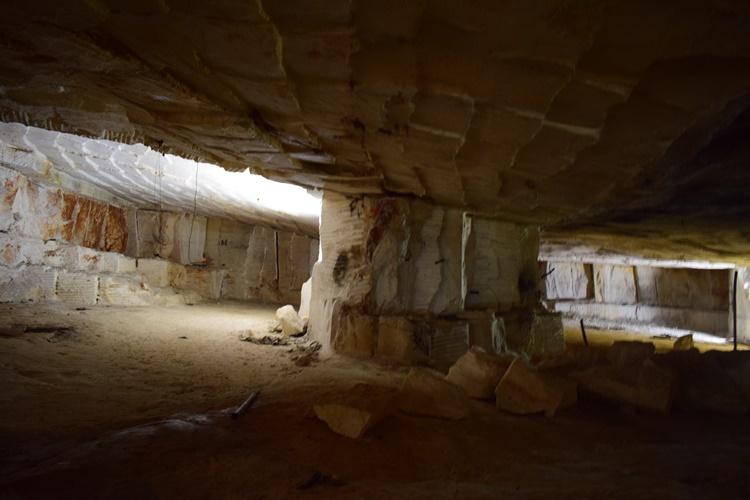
xmin=1 ymin=303 xmax=749 ymax=499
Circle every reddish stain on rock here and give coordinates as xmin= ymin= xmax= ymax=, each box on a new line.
xmin=104 ymin=206 xmax=128 ymax=253
xmin=83 ymin=200 xmax=108 ymax=249
xmin=1 ymin=241 xmax=18 ymax=265
xmin=3 ymin=176 xmax=18 ymax=206
xmin=60 ymin=193 xmax=77 ymax=242
xmin=39 ymin=188 xmax=62 ymax=240
xmin=72 ymin=198 xmax=92 ymax=246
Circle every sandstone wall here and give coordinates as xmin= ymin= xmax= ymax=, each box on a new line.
xmin=543 ymin=260 xmax=730 ymax=335
xmin=0 ymin=165 xmax=317 ymax=307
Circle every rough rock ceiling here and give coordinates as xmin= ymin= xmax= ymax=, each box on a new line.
xmin=0 ymin=123 xmax=320 ymax=236
xmin=1 ymin=0 xmax=750 ymax=256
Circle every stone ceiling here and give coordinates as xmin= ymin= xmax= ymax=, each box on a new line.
xmin=1 ymin=0 xmax=750 ymax=258
xmin=0 ymin=123 xmax=321 ymax=236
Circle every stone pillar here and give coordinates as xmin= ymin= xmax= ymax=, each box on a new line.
xmin=308 ymin=192 xmax=560 ymax=363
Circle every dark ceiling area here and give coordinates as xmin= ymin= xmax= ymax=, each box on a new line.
xmin=2 ymin=0 xmax=750 ymax=259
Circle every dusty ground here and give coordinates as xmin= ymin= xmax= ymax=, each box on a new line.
xmin=1 ymin=303 xmax=749 ymax=499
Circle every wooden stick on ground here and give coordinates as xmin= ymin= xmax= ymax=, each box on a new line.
xmin=231 ymin=391 xmax=260 ymax=420
xmin=579 ymin=319 xmax=589 ymax=347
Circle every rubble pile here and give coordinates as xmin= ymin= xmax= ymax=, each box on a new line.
xmin=314 ymin=339 xmax=750 ymax=439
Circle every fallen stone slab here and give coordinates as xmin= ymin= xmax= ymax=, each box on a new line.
xmin=276 ymin=304 xmax=305 ymax=337
xmin=672 ymin=334 xmax=693 ymax=351
xmin=398 ymin=368 xmax=470 ymax=420
xmin=572 ymin=360 xmax=676 ymax=414
xmin=606 ymin=341 xmax=655 ymax=369
xmin=495 ymin=358 xmax=576 ymax=417
xmin=445 ymin=347 xmax=515 ymax=399
xmin=656 ymin=350 xmax=749 ymax=415
xmin=313 ymin=384 xmax=397 ymax=439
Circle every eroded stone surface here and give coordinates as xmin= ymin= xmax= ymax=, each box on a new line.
xmin=2 ymin=2 xmax=750 ymax=261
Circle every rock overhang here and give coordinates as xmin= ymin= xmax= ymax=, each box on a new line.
xmin=1 ymin=0 xmax=750 ymax=258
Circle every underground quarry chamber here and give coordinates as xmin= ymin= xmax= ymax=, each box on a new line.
xmin=2 ymin=2 xmax=750 ymax=497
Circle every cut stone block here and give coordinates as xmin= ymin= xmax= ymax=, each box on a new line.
xmin=12 ymin=238 xmax=63 ymax=267
xmin=503 ymin=311 xmax=565 ymax=359
xmin=429 ymin=319 xmax=470 ymax=370
xmin=573 ymin=361 xmax=675 ymax=414
xmin=398 ymin=368 xmax=470 ymax=420
xmin=446 ymin=347 xmax=515 ymax=400
xmin=544 ymin=262 xmax=593 ymax=300
xmin=137 ymin=258 xmax=170 ymax=287
xmin=57 ymin=272 xmax=99 ymax=306
xmin=95 ymin=252 xmax=137 ymax=274
xmin=594 ymin=264 xmax=637 ymax=304
xmin=313 ymin=384 xmax=396 ymax=439
xmin=463 ymin=216 xmax=538 ymax=309
xmin=62 ymin=246 xmax=103 ymax=272
xmin=99 ymin=276 xmax=152 ymax=306
xmin=376 ymin=316 xmax=418 ymax=364
xmin=332 ymin=306 xmax=377 ymax=357
xmin=495 ymin=358 xmax=576 ymax=417
xmin=635 ymin=266 xmax=729 ymax=310
xmin=0 ymin=265 xmax=57 ymax=303
xmin=276 ymin=304 xmax=305 ymax=337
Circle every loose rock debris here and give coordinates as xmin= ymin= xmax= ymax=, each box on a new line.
xmin=275 ymin=304 xmax=306 ymax=337
xmin=238 ymin=328 xmax=322 ymax=366
xmin=313 ymin=341 xmax=750 ymax=439
xmin=313 ymin=384 xmax=396 ymax=438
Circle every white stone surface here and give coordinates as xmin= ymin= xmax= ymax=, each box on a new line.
xmin=0 ymin=123 xmax=321 ymax=236
xmin=545 ymin=262 xmax=592 ymax=300
xmin=298 ymin=278 xmax=312 ymax=325
xmin=0 ymin=265 xmax=57 ymax=303
xmin=463 ymin=216 xmax=538 ymax=309
xmin=99 ymin=275 xmax=153 ymax=306
xmin=276 ymin=305 xmax=305 ymax=337
xmin=57 ymin=272 xmax=98 ymax=306
xmin=594 ymin=264 xmax=637 ymax=304
xmin=137 ymin=258 xmax=171 ymax=288
xmin=309 ymin=192 xmax=374 ymax=349
xmin=553 ymin=301 xmax=728 ymax=335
